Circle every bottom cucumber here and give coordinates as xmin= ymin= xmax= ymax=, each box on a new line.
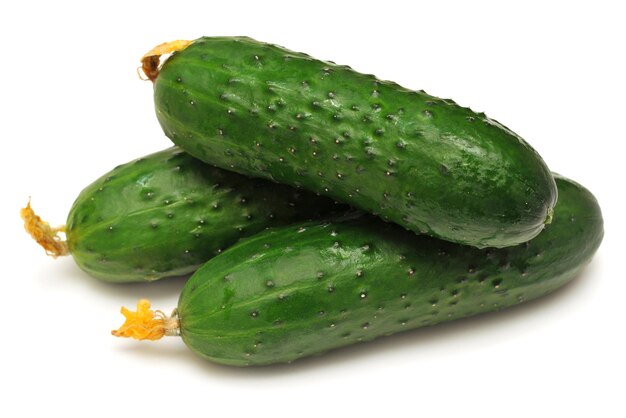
xmin=118 ymin=175 xmax=603 ymax=366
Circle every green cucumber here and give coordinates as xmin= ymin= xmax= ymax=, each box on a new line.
xmin=174 ymin=175 xmax=602 ymax=366
xmin=29 ymin=147 xmax=343 ymax=283
xmin=151 ymin=36 xmax=557 ymax=248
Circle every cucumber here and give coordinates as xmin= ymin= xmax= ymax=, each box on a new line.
xmin=172 ymin=175 xmax=602 ymax=366
xmin=26 ymin=147 xmax=344 ymax=283
xmin=150 ymin=36 xmax=557 ymax=248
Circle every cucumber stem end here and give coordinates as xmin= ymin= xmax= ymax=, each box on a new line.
xmin=140 ymin=39 xmax=192 ymax=82
xmin=112 ymin=299 xmax=179 ymax=341
xmin=20 ymin=199 xmax=69 ymax=258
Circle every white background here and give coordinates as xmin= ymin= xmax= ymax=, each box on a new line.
xmin=1 ymin=1 xmax=623 ymax=417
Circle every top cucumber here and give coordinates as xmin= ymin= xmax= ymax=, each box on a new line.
xmin=151 ymin=36 xmax=557 ymax=248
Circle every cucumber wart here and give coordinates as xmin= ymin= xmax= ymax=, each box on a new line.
xmin=22 ymin=147 xmax=344 ymax=282
xmin=149 ymin=36 xmax=557 ymax=248
xmin=113 ymin=175 xmax=603 ymax=366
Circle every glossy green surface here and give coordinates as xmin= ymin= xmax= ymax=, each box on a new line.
xmin=178 ymin=175 xmax=602 ymax=366
xmin=66 ymin=147 xmax=344 ymax=282
xmin=154 ymin=36 xmax=556 ymax=248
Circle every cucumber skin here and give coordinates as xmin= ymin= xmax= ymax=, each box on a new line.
xmin=66 ymin=147 xmax=344 ymax=283
xmin=178 ymin=175 xmax=603 ymax=366
xmin=154 ymin=36 xmax=557 ymax=248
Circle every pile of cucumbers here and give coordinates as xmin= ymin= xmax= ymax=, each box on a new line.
xmin=24 ymin=36 xmax=603 ymax=366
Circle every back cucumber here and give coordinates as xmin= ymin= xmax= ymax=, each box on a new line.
xmin=150 ymin=36 xmax=557 ymax=248
xmin=171 ymin=175 xmax=602 ymax=366
xmin=25 ymin=147 xmax=344 ymax=282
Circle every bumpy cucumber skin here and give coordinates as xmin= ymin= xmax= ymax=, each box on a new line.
xmin=154 ymin=36 xmax=557 ymax=248
xmin=66 ymin=147 xmax=344 ymax=283
xmin=178 ymin=175 xmax=602 ymax=366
